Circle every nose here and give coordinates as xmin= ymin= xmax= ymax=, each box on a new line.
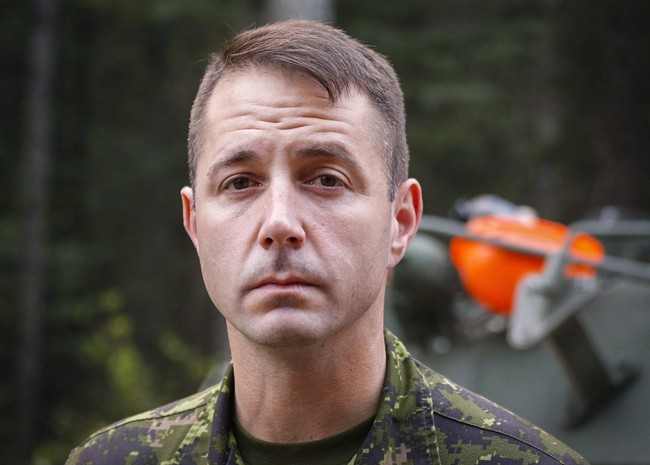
xmin=257 ymin=182 xmax=305 ymax=249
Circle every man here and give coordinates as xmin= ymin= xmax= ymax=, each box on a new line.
xmin=66 ymin=20 xmax=588 ymax=465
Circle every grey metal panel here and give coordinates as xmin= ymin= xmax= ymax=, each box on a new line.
xmin=413 ymin=281 xmax=650 ymax=464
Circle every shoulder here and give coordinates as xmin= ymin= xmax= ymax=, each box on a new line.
xmin=65 ymin=384 xmax=219 ymax=465
xmin=414 ymin=359 xmax=589 ymax=465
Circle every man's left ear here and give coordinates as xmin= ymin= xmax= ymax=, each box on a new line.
xmin=388 ymin=179 xmax=423 ymax=268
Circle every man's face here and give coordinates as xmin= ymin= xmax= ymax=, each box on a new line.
xmin=182 ymin=67 xmax=418 ymax=348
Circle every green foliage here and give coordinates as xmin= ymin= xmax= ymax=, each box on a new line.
xmin=339 ymin=0 xmax=551 ymax=216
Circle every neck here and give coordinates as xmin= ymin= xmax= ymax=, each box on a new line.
xmin=228 ymin=315 xmax=386 ymax=443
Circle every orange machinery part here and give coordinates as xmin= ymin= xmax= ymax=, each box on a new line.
xmin=450 ymin=215 xmax=605 ymax=315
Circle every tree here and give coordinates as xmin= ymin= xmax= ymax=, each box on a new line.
xmin=15 ymin=0 xmax=57 ymax=461
xmin=549 ymin=0 xmax=650 ymax=218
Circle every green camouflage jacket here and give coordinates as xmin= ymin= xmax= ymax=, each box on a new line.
xmin=66 ymin=331 xmax=588 ymax=464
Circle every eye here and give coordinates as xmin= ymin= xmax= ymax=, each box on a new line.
xmin=231 ymin=177 xmax=250 ymax=189
xmin=314 ymin=174 xmax=345 ymax=188
xmin=223 ymin=176 xmax=258 ymax=191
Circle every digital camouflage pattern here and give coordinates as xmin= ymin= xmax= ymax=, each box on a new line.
xmin=66 ymin=331 xmax=589 ymax=464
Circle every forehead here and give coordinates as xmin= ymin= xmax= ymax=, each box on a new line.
xmin=206 ymin=66 xmax=372 ymax=122
xmin=198 ymin=66 xmax=385 ymax=162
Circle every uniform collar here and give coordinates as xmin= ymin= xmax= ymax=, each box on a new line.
xmin=204 ymin=331 xmax=440 ymax=465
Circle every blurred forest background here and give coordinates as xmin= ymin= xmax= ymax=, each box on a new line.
xmin=1 ymin=0 xmax=648 ymax=463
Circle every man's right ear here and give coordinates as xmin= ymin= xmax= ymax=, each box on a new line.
xmin=181 ymin=187 xmax=199 ymax=252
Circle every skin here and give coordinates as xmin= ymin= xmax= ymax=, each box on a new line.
xmin=181 ymin=67 xmax=422 ymax=443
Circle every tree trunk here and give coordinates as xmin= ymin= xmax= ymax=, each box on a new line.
xmin=265 ymin=0 xmax=334 ymax=22
xmin=15 ymin=0 xmax=57 ymax=461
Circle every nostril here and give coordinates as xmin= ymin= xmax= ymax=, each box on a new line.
xmin=261 ymin=236 xmax=302 ymax=248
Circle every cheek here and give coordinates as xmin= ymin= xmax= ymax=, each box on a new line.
xmin=195 ymin=217 xmax=243 ymax=284
xmin=322 ymin=207 xmax=392 ymax=271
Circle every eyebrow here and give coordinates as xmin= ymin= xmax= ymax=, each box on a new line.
xmin=206 ymin=150 xmax=258 ymax=178
xmin=295 ymin=144 xmax=361 ymax=171
xmin=206 ymin=144 xmax=361 ymax=179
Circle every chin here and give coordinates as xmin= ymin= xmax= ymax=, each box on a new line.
xmin=242 ymin=309 xmax=338 ymax=349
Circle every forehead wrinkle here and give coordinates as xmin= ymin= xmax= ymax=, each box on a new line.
xmin=233 ymin=104 xmax=350 ymax=126
xmin=211 ymin=108 xmax=349 ymax=136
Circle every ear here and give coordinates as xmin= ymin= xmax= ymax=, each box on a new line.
xmin=181 ymin=186 xmax=200 ymax=252
xmin=388 ymin=179 xmax=422 ymax=268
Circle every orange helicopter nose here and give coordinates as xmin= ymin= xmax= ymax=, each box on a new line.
xmin=450 ymin=215 xmax=604 ymax=315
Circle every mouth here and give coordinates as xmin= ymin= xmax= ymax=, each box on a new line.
xmin=250 ymin=277 xmax=316 ymax=292
xmin=242 ymin=272 xmax=323 ymax=312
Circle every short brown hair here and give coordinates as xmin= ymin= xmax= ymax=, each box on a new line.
xmin=188 ymin=20 xmax=408 ymax=200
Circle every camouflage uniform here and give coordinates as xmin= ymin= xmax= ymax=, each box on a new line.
xmin=66 ymin=331 xmax=588 ymax=464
